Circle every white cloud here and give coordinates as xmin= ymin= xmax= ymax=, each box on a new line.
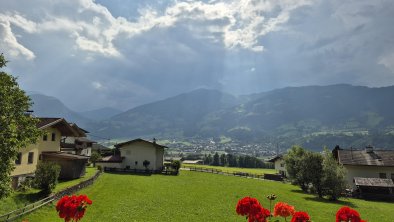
xmin=0 ymin=0 xmax=313 ymax=60
xmin=92 ymin=81 xmax=104 ymax=90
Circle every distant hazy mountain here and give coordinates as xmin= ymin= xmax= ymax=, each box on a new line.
xmin=79 ymin=107 xmax=123 ymax=121
xmin=29 ymin=94 xmax=91 ymax=128
xmin=91 ymin=85 xmax=394 ymax=149
xmin=94 ymin=89 xmax=240 ymax=138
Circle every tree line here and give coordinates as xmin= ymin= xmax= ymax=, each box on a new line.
xmin=202 ymin=152 xmax=273 ymax=169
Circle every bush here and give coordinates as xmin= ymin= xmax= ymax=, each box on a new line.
xmin=171 ymin=160 xmax=181 ymax=171
xmin=17 ymin=177 xmax=33 ymax=192
xmin=34 ymin=161 xmax=61 ymax=193
xmin=97 ymin=165 xmax=103 ymax=172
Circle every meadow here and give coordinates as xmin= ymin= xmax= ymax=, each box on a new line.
xmin=23 ymin=170 xmax=394 ymax=222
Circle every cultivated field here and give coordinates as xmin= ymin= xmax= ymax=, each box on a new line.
xmin=22 ymin=170 xmax=394 ymax=221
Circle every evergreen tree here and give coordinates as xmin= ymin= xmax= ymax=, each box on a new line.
xmin=220 ymin=153 xmax=226 ymax=166
xmin=212 ymin=152 xmax=220 ymax=166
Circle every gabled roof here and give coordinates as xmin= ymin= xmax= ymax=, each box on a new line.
xmin=37 ymin=118 xmax=79 ymax=137
xmin=337 ymin=149 xmax=394 ymax=166
xmin=267 ymin=155 xmax=283 ymax=163
xmin=115 ymin=138 xmax=167 ymax=149
xmin=69 ymin=123 xmax=88 ymax=137
xmin=354 ymin=177 xmax=394 ymax=188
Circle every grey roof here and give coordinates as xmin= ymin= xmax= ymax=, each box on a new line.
xmin=337 ymin=149 xmax=394 ymax=166
xmin=354 ymin=177 xmax=394 ymax=188
xmin=267 ymin=155 xmax=283 ymax=163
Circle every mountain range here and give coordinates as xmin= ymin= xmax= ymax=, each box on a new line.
xmin=29 ymin=84 xmax=394 ymax=150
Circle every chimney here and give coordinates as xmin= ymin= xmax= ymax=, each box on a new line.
xmin=153 ymin=138 xmax=156 ymax=144
xmin=365 ymin=145 xmax=373 ymax=153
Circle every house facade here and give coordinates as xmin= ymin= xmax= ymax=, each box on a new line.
xmin=97 ymin=138 xmax=166 ymax=171
xmin=61 ymin=123 xmax=96 ymax=157
xmin=333 ymin=146 xmax=394 ymax=188
xmin=267 ymin=155 xmax=287 ymax=177
xmin=11 ymin=118 xmax=89 ymax=187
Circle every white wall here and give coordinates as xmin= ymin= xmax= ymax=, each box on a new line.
xmin=344 ymin=165 xmax=394 ymax=188
xmin=121 ymin=141 xmax=164 ymax=171
xmin=274 ymin=158 xmax=287 ymax=176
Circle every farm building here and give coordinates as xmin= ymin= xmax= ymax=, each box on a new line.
xmin=267 ymin=155 xmax=287 ymax=177
xmin=333 ymin=145 xmax=394 ymax=199
xmin=97 ymin=138 xmax=167 ymax=171
xmin=61 ymin=123 xmax=96 ymax=157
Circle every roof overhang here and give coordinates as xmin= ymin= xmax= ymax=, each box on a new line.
xmin=354 ymin=177 xmax=394 ymax=188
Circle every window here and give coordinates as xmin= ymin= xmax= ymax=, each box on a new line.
xmin=43 ymin=134 xmax=48 ymax=141
xmin=379 ymin=173 xmax=387 ymax=179
xmin=135 ymin=161 xmax=138 ymax=166
xmin=280 ymin=163 xmax=285 ymax=167
xmin=391 ymin=173 xmax=394 ymax=180
xmin=51 ymin=133 xmax=56 ymax=141
xmin=15 ymin=152 xmax=22 ymax=165
xmin=28 ymin=152 xmax=34 ymax=164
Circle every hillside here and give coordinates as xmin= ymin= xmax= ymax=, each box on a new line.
xmin=79 ymin=107 xmax=123 ymax=121
xmin=91 ymin=85 xmax=394 ymax=149
xmin=94 ymin=89 xmax=240 ymax=138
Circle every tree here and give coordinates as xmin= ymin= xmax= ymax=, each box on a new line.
xmin=0 ymin=53 xmax=41 ymax=199
xmin=33 ymin=161 xmax=61 ymax=194
xmin=300 ymin=152 xmax=324 ymax=197
xmin=284 ymin=146 xmax=308 ymax=191
xmin=220 ymin=153 xmax=227 ymax=166
xmin=212 ymin=152 xmax=220 ymax=166
xmin=171 ymin=160 xmax=181 ymax=171
xmin=321 ymin=148 xmax=347 ymax=200
xmin=90 ymin=151 xmax=102 ymax=167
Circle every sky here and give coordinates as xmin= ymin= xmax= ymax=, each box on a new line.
xmin=1 ymin=0 xmax=394 ymax=111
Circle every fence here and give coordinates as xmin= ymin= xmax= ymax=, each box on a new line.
xmin=0 ymin=170 xmax=101 ymax=222
xmin=185 ymin=166 xmax=283 ymax=181
xmin=104 ymin=167 xmax=179 ymax=175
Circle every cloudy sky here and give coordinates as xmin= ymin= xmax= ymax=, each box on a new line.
xmin=1 ymin=0 xmax=394 ymax=111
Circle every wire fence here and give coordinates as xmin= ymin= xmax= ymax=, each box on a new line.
xmin=183 ymin=166 xmax=284 ymax=181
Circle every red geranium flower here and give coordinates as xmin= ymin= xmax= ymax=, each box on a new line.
xmin=291 ymin=211 xmax=310 ymax=222
xmin=336 ymin=206 xmax=367 ymax=222
xmin=236 ymin=197 xmax=270 ymax=222
xmin=273 ymin=202 xmax=295 ymax=218
xmin=56 ymin=195 xmax=92 ymax=222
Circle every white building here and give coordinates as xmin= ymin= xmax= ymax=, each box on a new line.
xmin=333 ymin=145 xmax=394 ymax=188
xmin=97 ymin=138 xmax=166 ymax=171
xmin=268 ymin=155 xmax=287 ymax=177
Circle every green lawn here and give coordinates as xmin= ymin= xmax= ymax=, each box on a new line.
xmin=182 ymin=163 xmax=276 ymax=175
xmin=23 ymin=170 xmax=394 ymax=222
xmin=0 ymin=167 xmax=97 ymax=215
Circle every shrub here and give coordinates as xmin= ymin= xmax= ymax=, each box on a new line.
xmin=34 ymin=161 xmax=60 ymax=193
xmin=17 ymin=177 xmax=33 ymax=192
xmin=171 ymin=160 xmax=181 ymax=171
xmin=97 ymin=165 xmax=103 ymax=172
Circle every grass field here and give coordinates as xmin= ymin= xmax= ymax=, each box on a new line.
xmin=0 ymin=167 xmax=97 ymax=215
xmin=182 ymin=163 xmax=276 ymax=175
xmin=23 ymin=170 xmax=394 ymax=222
